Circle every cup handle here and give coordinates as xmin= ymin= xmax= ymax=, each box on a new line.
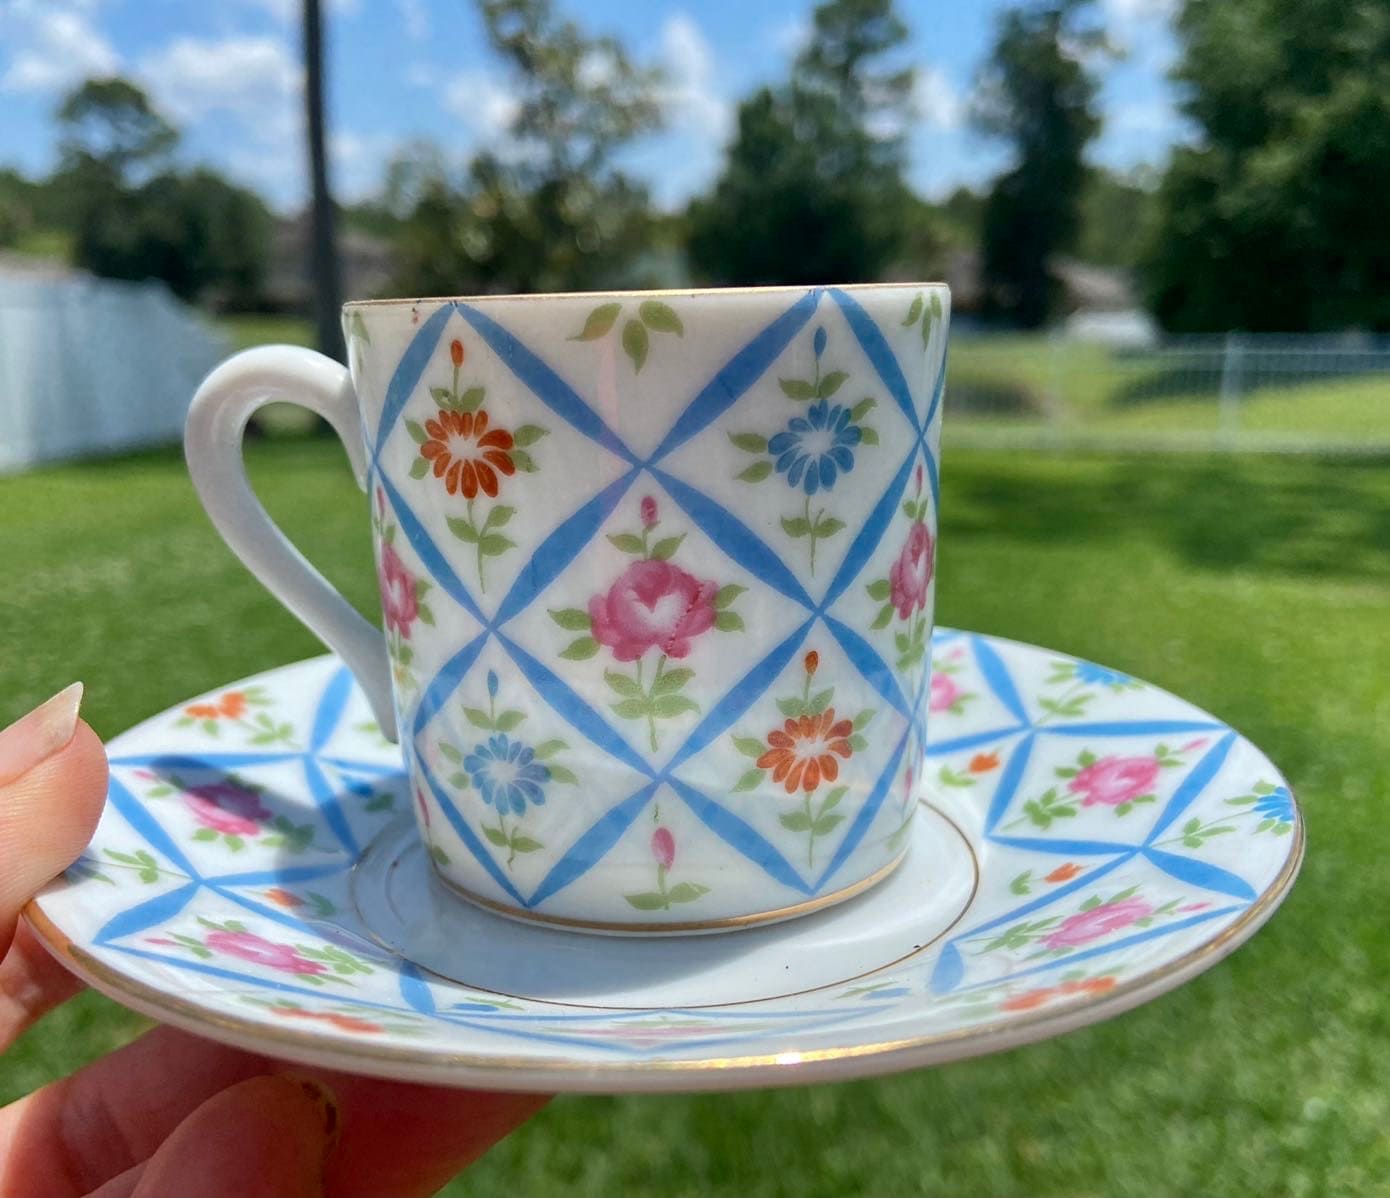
xmin=185 ymin=345 xmax=397 ymax=741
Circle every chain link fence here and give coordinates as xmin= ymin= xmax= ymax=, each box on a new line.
xmin=945 ymin=331 xmax=1390 ymax=454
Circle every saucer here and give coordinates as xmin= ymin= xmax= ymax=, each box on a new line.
xmin=25 ymin=630 xmax=1303 ymax=1093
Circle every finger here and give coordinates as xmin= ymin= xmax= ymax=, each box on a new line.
xmin=131 ymin=1075 xmax=333 ymax=1198
xmin=83 ymin=1163 xmax=142 ymax=1198
xmin=0 ymin=686 xmax=108 ymax=961
xmin=0 ymin=1027 xmax=269 ymax=1198
xmin=0 ymin=711 xmax=108 ymax=1050
xmin=319 ymin=1074 xmax=548 ymax=1198
xmin=0 ymin=1016 xmax=544 ymax=1198
xmin=0 ymin=918 xmax=84 ymax=1047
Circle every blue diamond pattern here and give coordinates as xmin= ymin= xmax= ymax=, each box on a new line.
xmin=78 ymin=633 xmax=1298 ymax=1054
xmin=923 ymin=632 xmax=1252 ymax=994
xmin=367 ymin=289 xmax=943 ymax=909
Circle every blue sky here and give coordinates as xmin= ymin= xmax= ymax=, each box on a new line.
xmin=0 ymin=0 xmax=1186 ymax=213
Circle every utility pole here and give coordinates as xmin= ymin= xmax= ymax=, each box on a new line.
xmin=303 ymin=0 xmax=343 ymax=361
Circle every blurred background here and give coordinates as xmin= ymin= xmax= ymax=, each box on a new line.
xmin=3 ymin=1 xmax=1388 ymax=1195
xmin=4 ymin=0 xmax=1388 ymax=460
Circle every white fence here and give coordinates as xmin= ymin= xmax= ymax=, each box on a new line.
xmin=0 ymin=274 xmax=230 ymax=473
xmin=946 ymin=332 xmax=1390 ymax=453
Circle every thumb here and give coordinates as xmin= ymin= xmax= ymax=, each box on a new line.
xmin=0 ymin=683 xmax=108 ymax=957
xmin=132 ymin=1075 xmax=337 ymax=1198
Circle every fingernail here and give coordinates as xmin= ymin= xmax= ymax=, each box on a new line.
xmin=0 ymin=682 xmax=84 ymax=787
xmin=285 ymin=1075 xmax=341 ymax=1158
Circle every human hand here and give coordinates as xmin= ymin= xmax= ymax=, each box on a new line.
xmin=0 ymin=685 xmax=548 ymax=1197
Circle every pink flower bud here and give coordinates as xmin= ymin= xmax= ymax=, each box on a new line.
xmin=640 ymin=495 xmax=658 ymax=527
xmin=652 ymin=826 xmax=675 ymax=869
xmin=915 ymin=464 xmax=924 ymax=493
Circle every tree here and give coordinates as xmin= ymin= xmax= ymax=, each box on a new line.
xmin=51 ymin=76 xmax=179 ymax=264
xmin=795 ymin=0 xmax=915 ymax=134
xmin=1144 ymin=0 xmax=1390 ymax=332
xmin=126 ymin=170 xmax=273 ymax=306
xmin=46 ymin=76 xmax=272 ymax=306
xmin=0 ymin=168 xmax=42 ymax=248
xmin=973 ymin=1 xmax=1104 ymax=327
xmin=57 ymin=77 xmax=177 ymax=183
xmin=61 ymin=168 xmax=272 ymax=305
xmin=1076 ymin=168 xmax=1156 ymax=268
xmin=687 ymin=0 xmax=916 ymax=285
xmin=390 ymin=0 xmax=662 ymax=295
xmin=935 ymin=186 xmax=986 ymax=246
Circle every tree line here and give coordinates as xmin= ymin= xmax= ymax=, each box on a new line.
xmin=1 ymin=0 xmax=1386 ymax=333
xmin=0 ymin=77 xmax=272 ymax=310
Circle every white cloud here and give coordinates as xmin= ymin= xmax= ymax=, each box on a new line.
xmin=139 ymin=35 xmax=303 ymax=126
xmin=443 ymin=70 xmax=520 ymax=140
xmin=395 ymin=0 xmax=429 ymax=41
xmin=1094 ymin=0 xmax=1182 ymax=156
xmin=1106 ymin=100 xmax=1179 ymax=136
xmin=659 ymin=13 xmax=731 ymax=146
xmin=864 ymin=64 xmax=960 ymax=142
xmin=331 ymin=129 xmax=395 ymax=201
xmin=406 ymin=62 xmax=436 ymax=89
xmin=331 ymin=130 xmax=366 ymax=163
xmin=1103 ymin=0 xmax=1177 ymax=23
xmin=0 ymin=5 xmax=119 ymax=94
xmin=619 ymin=14 xmax=731 ymax=209
xmin=1060 ymin=31 xmax=1113 ymax=70
xmin=914 ymin=65 xmax=962 ymax=131
xmin=1101 ymin=0 xmax=1178 ymax=57
xmin=768 ymin=15 xmax=809 ymax=58
xmin=577 ymin=46 xmax=619 ymax=90
xmin=137 ymin=34 xmax=306 ymax=202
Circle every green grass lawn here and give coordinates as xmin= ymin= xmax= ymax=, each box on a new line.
xmin=211 ymin=314 xmax=321 ymax=435
xmin=214 ymin=313 xmax=314 ymax=353
xmin=947 ymin=335 xmax=1390 ymax=447
xmin=3 ymin=443 xmax=1388 ymax=1196
xmin=12 ymin=226 xmax=74 ymax=263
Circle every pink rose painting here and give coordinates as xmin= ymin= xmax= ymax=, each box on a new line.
xmin=204 ymin=930 xmax=329 ymax=975
xmin=651 ymin=826 xmax=676 ymax=869
xmin=889 ymin=523 xmax=934 ymax=620
xmin=624 ymin=823 xmax=709 ymax=911
xmin=553 ymin=496 xmax=743 ymax=750
xmin=183 ymin=781 xmax=271 ymax=837
xmin=1043 ymin=898 xmax=1154 ymax=949
xmin=929 ymin=672 xmax=960 ymax=713
xmin=1068 ymin=755 xmax=1161 ymax=807
xmin=864 ymin=467 xmax=933 ymax=675
xmin=378 ymin=541 xmax=419 ymax=639
xmin=589 ymin=559 xmax=718 ymax=662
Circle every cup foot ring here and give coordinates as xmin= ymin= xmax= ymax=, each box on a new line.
xmin=348 ymin=806 xmax=978 ymax=1010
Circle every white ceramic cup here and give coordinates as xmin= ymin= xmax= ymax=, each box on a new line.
xmin=186 ymin=284 xmax=948 ymax=932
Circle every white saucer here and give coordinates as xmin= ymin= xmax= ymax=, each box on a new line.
xmin=26 ymin=631 xmax=1303 ymax=1092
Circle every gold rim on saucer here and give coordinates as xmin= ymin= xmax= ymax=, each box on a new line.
xmin=20 ymin=805 xmax=1302 ymax=1090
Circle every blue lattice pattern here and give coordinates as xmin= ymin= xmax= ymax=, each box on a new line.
xmin=354 ymin=288 xmax=947 ymax=923
xmin=43 ymin=633 xmax=1298 ymax=1067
